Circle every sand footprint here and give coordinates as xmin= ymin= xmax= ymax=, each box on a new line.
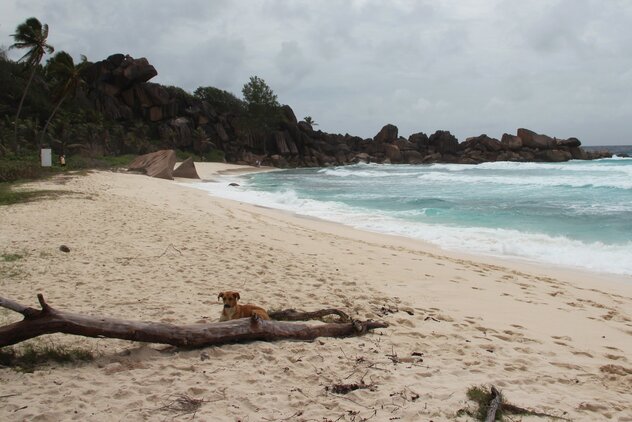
xmin=552 ymin=335 xmax=572 ymax=341
xmin=604 ymin=354 xmax=627 ymax=361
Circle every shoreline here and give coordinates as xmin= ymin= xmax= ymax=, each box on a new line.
xmin=186 ymin=162 xmax=632 ymax=284
xmin=1 ymin=164 xmax=631 ymax=421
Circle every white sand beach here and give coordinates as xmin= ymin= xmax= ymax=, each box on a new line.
xmin=1 ymin=163 xmax=631 ymax=421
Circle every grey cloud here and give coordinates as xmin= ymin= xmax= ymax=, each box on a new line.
xmin=1 ymin=0 xmax=630 ymax=144
xmin=275 ymin=40 xmax=313 ymax=91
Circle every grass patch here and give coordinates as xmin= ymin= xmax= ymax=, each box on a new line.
xmin=458 ymin=385 xmax=566 ymax=421
xmin=0 ymin=251 xmax=26 ymax=279
xmin=1 ymin=253 xmax=24 ymax=262
xmin=65 ymin=154 xmax=137 ymax=170
xmin=0 ymin=158 xmax=53 ymax=182
xmin=462 ymin=385 xmax=502 ymax=421
xmin=0 ymin=153 xmax=138 ymax=183
xmin=0 ymin=343 xmax=94 ymax=372
xmin=0 ymin=183 xmax=68 ymax=206
xmin=0 ymin=150 xmax=224 ymax=184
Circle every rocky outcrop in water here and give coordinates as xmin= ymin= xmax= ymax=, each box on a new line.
xmin=85 ymin=54 xmax=612 ymax=167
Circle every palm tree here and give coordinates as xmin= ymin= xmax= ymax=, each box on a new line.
xmin=40 ymin=51 xmax=88 ymax=146
xmin=303 ymin=116 xmax=317 ymax=126
xmin=10 ymin=17 xmax=54 ymax=151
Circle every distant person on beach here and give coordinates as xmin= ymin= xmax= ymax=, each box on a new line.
xmin=59 ymin=154 xmax=66 ymax=167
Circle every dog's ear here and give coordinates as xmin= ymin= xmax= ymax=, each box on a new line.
xmin=235 ymin=292 xmax=240 ymax=301
xmin=218 ymin=292 xmax=224 ymax=301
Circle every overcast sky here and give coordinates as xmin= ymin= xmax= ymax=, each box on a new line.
xmin=2 ymin=0 xmax=631 ymax=145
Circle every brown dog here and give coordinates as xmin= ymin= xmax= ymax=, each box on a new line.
xmin=218 ymin=291 xmax=270 ymax=321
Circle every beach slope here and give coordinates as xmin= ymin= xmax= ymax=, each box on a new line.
xmin=1 ymin=164 xmax=631 ymax=421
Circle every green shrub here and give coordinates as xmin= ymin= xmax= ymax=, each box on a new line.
xmin=1 ymin=253 xmax=24 ymax=262
xmin=0 ymin=159 xmax=45 ymax=182
xmin=0 ymin=343 xmax=94 ymax=372
xmin=205 ymin=148 xmax=225 ymax=162
xmin=194 ymin=86 xmax=245 ymax=114
xmin=176 ymin=149 xmax=225 ymax=163
xmin=65 ymin=154 xmax=136 ymax=170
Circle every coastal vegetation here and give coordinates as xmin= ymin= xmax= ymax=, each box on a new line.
xmin=0 ymin=343 xmax=94 ymax=372
xmin=0 ymin=17 xmax=612 ymax=183
xmin=458 ymin=385 xmax=566 ymax=421
xmin=303 ymin=116 xmax=317 ymax=126
xmin=0 ymin=182 xmax=67 ymax=206
xmin=9 ymin=17 xmax=54 ymax=152
xmin=0 ymin=17 xmax=283 ymax=181
xmin=0 ymin=252 xmax=24 ymax=262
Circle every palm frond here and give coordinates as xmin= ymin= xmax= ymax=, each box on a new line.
xmin=10 ymin=17 xmax=53 ymax=66
xmin=17 ymin=49 xmax=36 ymax=63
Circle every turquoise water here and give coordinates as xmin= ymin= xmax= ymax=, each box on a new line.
xmin=190 ymin=155 xmax=632 ymax=276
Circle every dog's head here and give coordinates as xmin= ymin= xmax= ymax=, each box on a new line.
xmin=218 ymin=291 xmax=240 ymax=309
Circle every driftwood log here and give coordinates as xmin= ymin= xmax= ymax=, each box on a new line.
xmin=477 ymin=385 xmax=569 ymax=421
xmin=0 ymin=294 xmax=387 ymax=348
xmin=268 ymin=308 xmax=351 ymax=322
xmin=485 ymin=386 xmax=502 ymax=422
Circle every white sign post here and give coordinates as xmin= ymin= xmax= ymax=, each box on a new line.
xmin=41 ymin=148 xmax=52 ymax=167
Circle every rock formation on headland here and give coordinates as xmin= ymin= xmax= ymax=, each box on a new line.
xmin=85 ymin=54 xmax=611 ymax=168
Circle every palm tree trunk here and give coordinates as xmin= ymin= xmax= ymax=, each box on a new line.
xmin=13 ymin=66 xmax=37 ymax=154
xmin=39 ymin=94 xmax=67 ymax=149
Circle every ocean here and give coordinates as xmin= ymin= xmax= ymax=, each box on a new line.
xmin=188 ymin=149 xmax=632 ymax=276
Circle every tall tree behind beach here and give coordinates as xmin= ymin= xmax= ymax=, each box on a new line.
xmin=40 ymin=51 xmax=88 ymax=148
xmin=10 ymin=17 xmax=54 ymax=153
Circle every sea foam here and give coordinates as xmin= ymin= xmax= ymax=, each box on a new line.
xmin=186 ymin=188 xmax=632 ymax=275
xmin=185 ymin=159 xmax=632 ymax=276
